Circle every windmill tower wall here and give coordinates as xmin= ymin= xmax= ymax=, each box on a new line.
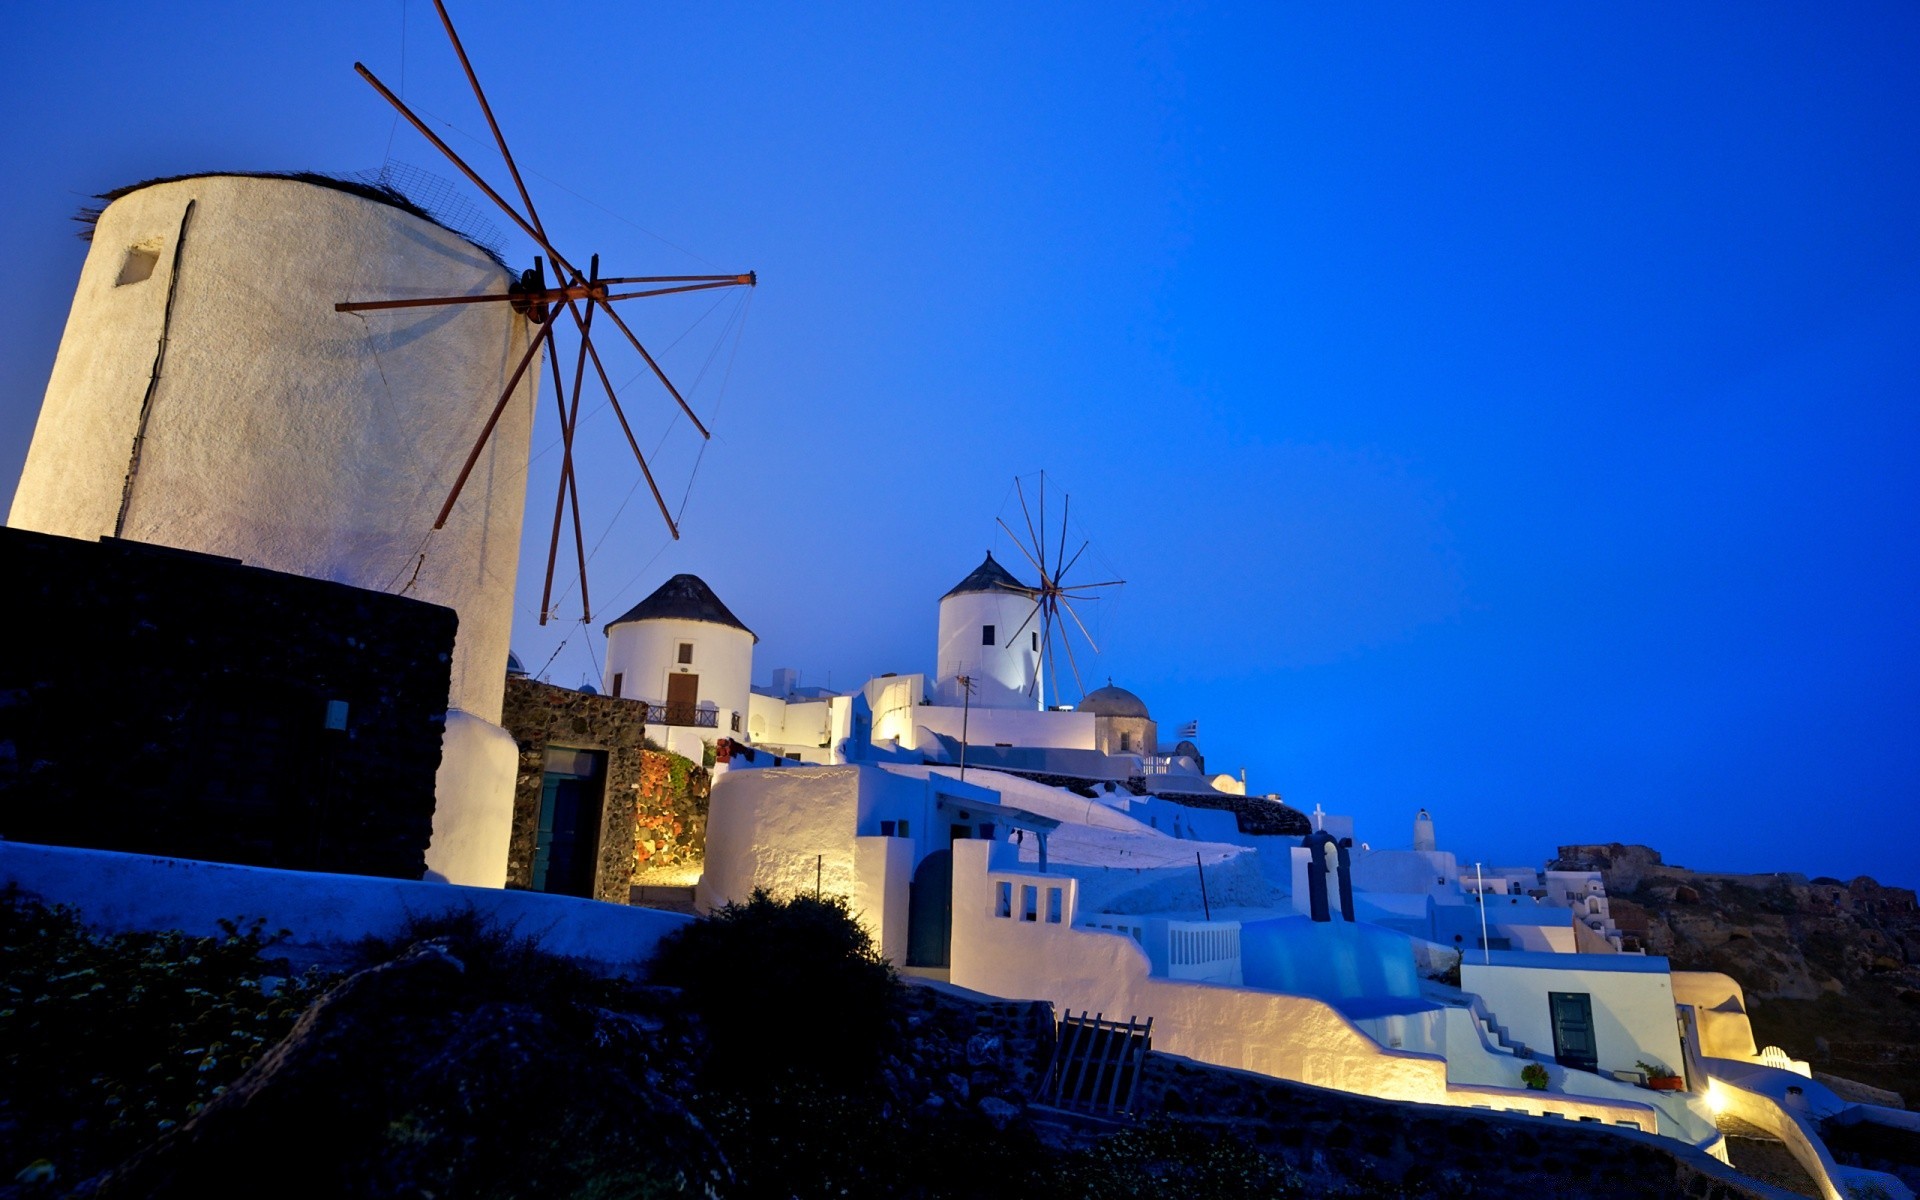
xmin=935 ymin=588 xmax=1043 ymax=710
xmin=7 ymin=174 xmax=540 ymax=886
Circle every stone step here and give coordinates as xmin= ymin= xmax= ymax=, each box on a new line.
xmin=630 ymin=885 xmax=698 ymax=914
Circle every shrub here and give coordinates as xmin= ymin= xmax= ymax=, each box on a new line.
xmin=0 ymin=889 xmax=333 ymax=1185
xmin=1520 ymin=1062 xmax=1550 ymax=1090
xmin=648 ymin=889 xmax=897 ymax=1089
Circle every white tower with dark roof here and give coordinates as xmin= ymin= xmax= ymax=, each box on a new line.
xmin=603 ymin=573 xmax=757 ymax=760
xmin=934 ymin=552 xmax=1043 ymax=710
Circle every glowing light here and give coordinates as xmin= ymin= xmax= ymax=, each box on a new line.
xmin=1706 ymin=1080 xmax=1727 ymax=1115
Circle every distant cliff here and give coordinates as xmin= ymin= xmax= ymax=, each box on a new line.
xmin=1554 ymin=843 xmax=1920 ymax=1105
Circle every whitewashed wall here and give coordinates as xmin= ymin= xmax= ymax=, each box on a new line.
xmin=947 ymin=841 xmax=1683 ymax=1132
xmin=605 ymin=614 xmax=754 ymax=744
xmin=913 ymin=705 xmax=1096 ymax=753
xmin=8 ymin=175 xmax=541 ymax=886
xmin=933 ymin=589 xmax=1043 ymax=708
xmin=1462 ymin=956 xmax=1687 ymax=1083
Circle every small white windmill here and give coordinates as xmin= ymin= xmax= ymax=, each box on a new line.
xmin=995 ymin=473 xmax=1125 ymax=708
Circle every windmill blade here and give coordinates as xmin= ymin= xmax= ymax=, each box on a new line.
xmin=1056 ymin=603 xmax=1090 ymax=701
xmin=1007 ymin=597 xmax=1044 ymax=646
xmin=353 ymin=63 xmax=578 ymax=279
xmin=597 ymin=273 xmax=760 ymax=286
xmin=1056 ymin=491 xmax=1070 ymax=590
xmin=1055 ymin=539 xmax=1091 ymax=585
xmin=1013 ymin=477 xmax=1044 ymax=579
xmin=538 ymin=311 xmax=574 ymax=623
xmin=1060 ymin=597 xmax=1103 ymax=656
xmin=995 ymin=516 xmax=1047 ymax=579
xmin=592 ymin=297 xmax=711 ymax=439
xmin=1044 ymin=595 xmax=1059 ymax=702
xmin=602 ymin=277 xmax=755 ymax=303
xmin=591 ymin=343 xmax=682 ymax=540
xmin=1058 ymin=578 xmax=1126 ymax=591
xmin=1037 ymin=473 xmax=1048 ymax=580
xmin=336 ymin=290 xmax=538 ymax=314
xmin=540 ymin=268 xmax=598 ymax=624
xmin=434 ymin=314 xmax=555 ymax=529
xmin=429 ymin=0 xmax=552 ymax=243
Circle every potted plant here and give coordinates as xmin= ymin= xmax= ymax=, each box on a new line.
xmin=1520 ymin=1063 xmax=1550 ymax=1091
xmin=1637 ymin=1060 xmax=1685 ymax=1091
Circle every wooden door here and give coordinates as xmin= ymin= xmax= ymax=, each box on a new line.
xmin=1549 ymin=991 xmax=1598 ymax=1072
xmin=665 ymin=673 xmax=699 ymax=725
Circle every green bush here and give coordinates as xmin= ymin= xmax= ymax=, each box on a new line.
xmin=1520 ymin=1062 xmax=1550 ymax=1090
xmin=649 ymin=889 xmax=897 ymax=1089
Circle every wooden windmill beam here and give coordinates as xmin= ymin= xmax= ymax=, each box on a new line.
xmin=354 ymin=62 xmax=580 ymax=279
xmin=590 ymin=298 xmax=712 ymax=439
xmin=434 ymin=315 xmax=556 ymax=529
xmin=430 ymin=0 xmax=552 ymax=245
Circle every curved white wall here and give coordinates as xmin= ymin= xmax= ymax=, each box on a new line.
xmin=9 ymin=175 xmax=540 ymax=885
xmin=935 ymin=590 xmax=1043 ymax=709
xmin=605 ymin=615 xmax=754 ymax=743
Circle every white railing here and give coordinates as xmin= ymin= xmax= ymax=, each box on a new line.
xmin=1164 ymin=919 xmax=1242 ymax=986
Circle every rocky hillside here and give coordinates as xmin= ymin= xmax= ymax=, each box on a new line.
xmin=1554 ymin=844 xmax=1920 ymax=1104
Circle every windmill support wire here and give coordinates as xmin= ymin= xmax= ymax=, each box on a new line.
xmin=116 ymin=199 xmax=196 ymax=539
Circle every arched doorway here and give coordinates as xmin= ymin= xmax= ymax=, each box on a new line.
xmin=906 ymin=849 xmax=954 ymax=968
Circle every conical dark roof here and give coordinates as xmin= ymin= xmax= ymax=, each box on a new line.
xmin=604 ymin=574 xmax=757 ymax=641
xmin=942 ymin=552 xmax=1032 ymax=600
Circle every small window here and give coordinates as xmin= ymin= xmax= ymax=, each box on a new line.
xmin=881 ymin=820 xmax=897 ymax=837
xmin=996 ymin=882 xmax=1013 ymax=918
xmin=897 ymin=819 xmax=910 ymax=838
xmin=730 ymin=711 xmax=741 ymax=732
xmin=677 ymin=643 xmax=694 ymax=665
xmin=116 ymin=244 xmax=160 ymax=286
xmin=1046 ymin=888 xmax=1063 ymax=924
xmin=977 ymin=823 xmax=996 ymax=841
xmin=323 ymin=699 xmax=349 ymax=731
xmin=950 ymin=823 xmax=971 ymax=842
xmin=610 ymin=672 xmax=623 ymax=698
xmin=1031 ymin=631 xmax=1039 ymax=651
xmin=981 ymin=624 xmax=995 ymax=646
xmin=1119 ymin=732 xmax=1132 ymax=753
xmin=1021 ymin=885 xmax=1038 ymax=922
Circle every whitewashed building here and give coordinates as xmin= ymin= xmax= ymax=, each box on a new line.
xmin=8 ymin=172 xmax=539 ymax=886
xmin=603 ymin=573 xmax=757 ymax=762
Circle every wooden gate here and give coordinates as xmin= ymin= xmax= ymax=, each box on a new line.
xmin=1039 ymin=1011 xmax=1152 ymax=1116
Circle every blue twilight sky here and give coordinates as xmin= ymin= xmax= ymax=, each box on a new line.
xmin=4 ymin=3 xmax=1917 ymax=884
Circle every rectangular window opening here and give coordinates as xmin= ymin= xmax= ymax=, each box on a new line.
xmin=1021 ymin=884 xmax=1038 ymax=922
xmin=981 ymin=624 xmax=995 ymax=646
xmin=1031 ymin=631 xmax=1039 ymax=651
xmin=677 ymin=642 xmax=694 ymax=665
xmin=996 ymin=881 xmax=1013 ymax=918
xmin=116 ymin=245 xmax=160 ymax=286
xmin=610 ymin=672 xmax=623 ymax=698
xmin=1046 ymin=887 xmax=1063 ymax=924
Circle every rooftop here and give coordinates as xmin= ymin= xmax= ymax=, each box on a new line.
xmin=941 ymin=552 xmax=1033 ymax=600
xmin=605 ymin=574 xmax=757 ymax=641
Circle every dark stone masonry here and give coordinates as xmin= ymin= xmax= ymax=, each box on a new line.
xmin=500 ymin=675 xmax=709 ymax=903
xmin=0 ymin=527 xmax=455 ymax=879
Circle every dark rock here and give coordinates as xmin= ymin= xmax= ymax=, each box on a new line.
xmin=74 ymin=943 xmax=726 ymax=1198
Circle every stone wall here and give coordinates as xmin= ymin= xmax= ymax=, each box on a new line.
xmin=0 ymin=527 xmax=454 ymax=879
xmin=1130 ymin=1053 xmax=1782 ymax=1198
xmin=500 ymin=677 xmax=709 ymax=903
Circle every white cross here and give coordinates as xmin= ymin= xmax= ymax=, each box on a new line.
xmin=1311 ymin=803 xmax=1326 ymax=832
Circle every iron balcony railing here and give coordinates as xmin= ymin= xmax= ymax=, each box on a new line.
xmin=645 ymin=703 xmax=718 ymax=729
